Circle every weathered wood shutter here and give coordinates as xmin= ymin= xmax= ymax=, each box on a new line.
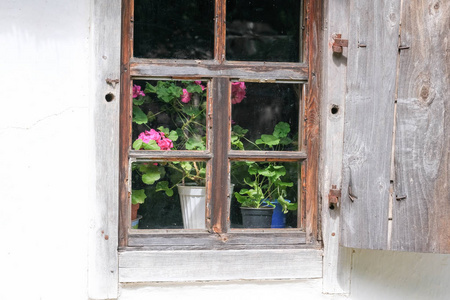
xmin=340 ymin=0 xmax=449 ymax=253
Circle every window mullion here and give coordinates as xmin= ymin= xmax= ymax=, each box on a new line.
xmin=209 ymin=77 xmax=230 ymax=233
xmin=214 ymin=0 xmax=226 ymax=63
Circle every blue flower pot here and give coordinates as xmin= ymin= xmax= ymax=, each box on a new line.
xmin=270 ymin=200 xmax=290 ymax=228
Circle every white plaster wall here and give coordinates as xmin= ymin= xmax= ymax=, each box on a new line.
xmin=2 ymin=1 xmax=450 ymax=300
xmin=350 ymin=249 xmax=450 ymax=300
xmin=0 ymin=1 xmax=91 ymax=299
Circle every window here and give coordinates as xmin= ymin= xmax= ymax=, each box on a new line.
xmin=119 ymin=0 xmax=320 ymax=249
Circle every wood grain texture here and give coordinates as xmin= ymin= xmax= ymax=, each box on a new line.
xmin=130 ymin=60 xmax=309 ymax=81
xmin=304 ymin=0 xmax=322 ymax=243
xmin=128 ymin=231 xmax=307 ymax=249
xmin=119 ymin=249 xmax=322 ymax=282
xmin=88 ymin=0 xmax=121 ymax=298
xmin=340 ymin=0 xmax=401 ymax=249
xmin=320 ymin=0 xmax=352 ymax=293
xmin=392 ymin=0 xmax=450 ymax=253
xmin=210 ymin=78 xmax=230 ymax=233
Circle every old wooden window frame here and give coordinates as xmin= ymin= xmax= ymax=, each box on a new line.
xmin=118 ymin=0 xmax=321 ymax=250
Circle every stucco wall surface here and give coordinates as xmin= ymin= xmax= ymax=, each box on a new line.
xmin=350 ymin=249 xmax=450 ymax=300
xmin=0 ymin=1 xmax=91 ymax=299
xmin=1 ymin=1 xmax=450 ymax=300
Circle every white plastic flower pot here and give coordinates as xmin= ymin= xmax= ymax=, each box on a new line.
xmin=177 ymin=184 xmax=234 ymax=229
xmin=177 ymin=184 xmax=206 ymax=229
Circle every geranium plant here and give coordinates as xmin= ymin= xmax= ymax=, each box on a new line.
xmin=232 ymin=122 xmax=298 ymax=213
xmin=131 ymin=80 xmax=246 ymax=205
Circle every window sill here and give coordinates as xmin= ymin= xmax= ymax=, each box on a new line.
xmin=118 ymin=248 xmax=322 ymax=283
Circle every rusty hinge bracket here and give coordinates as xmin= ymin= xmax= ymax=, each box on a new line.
xmin=332 ymin=34 xmax=348 ymax=53
xmin=328 ymin=185 xmax=342 ymax=209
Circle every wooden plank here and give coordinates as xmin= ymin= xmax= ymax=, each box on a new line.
xmin=210 ymin=78 xmax=230 ymax=233
xmin=130 ymin=150 xmax=212 ymax=160
xmin=119 ymin=0 xmax=133 ymax=248
xmin=340 ymin=0 xmax=401 ymax=249
xmin=228 ymin=150 xmax=307 ymax=161
xmin=119 ymin=249 xmax=322 ymax=282
xmin=128 ymin=231 xmax=307 ymax=249
xmin=392 ymin=0 xmax=450 ymax=253
xmin=304 ymin=0 xmax=322 ymax=243
xmin=320 ymin=0 xmax=352 ymax=294
xmin=88 ymin=0 xmax=121 ymax=298
xmin=130 ymin=60 xmax=309 ymax=81
xmin=214 ymin=0 xmax=226 ymax=63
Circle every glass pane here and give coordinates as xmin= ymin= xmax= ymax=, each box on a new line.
xmin=132 ymin=80 xmax=208 ymax=151
xmin=231 ymin=82 xmax=300 ymax=151
xmin=226 ymin=0 xmax=302 ymax=62
xmin=230 ymin=161 xmax=299 ymax=228
xmin=134 ymin=0 xmax=215 ymax=59
xmin=131 ymin=161 xmax=207 ymax=229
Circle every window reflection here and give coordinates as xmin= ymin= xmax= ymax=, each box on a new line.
xmin=226 ymin=0 xmax=302 ymax=62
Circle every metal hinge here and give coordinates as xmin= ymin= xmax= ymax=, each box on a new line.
xmin=332 ymin=34 xmax=348 ymax=53
xmin=328 ymin=185 xmax=342 ymax=209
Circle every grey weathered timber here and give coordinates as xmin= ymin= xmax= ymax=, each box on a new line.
xmin=88 ymin=0 xmax=121 ymax=298
xmin=321 ymin=0 xmax=352 ymax=293
xmin=392 ymin=1 xmax=450 ymax=253
xmin=119 ymin=249 xmax=322 ymax=282
xmin=131 ymin=60 xmax=309 ymax=81
xmin=340 ymin=0 xmax=402 ymax=249
xmin=128 ymin=231 xmax=307 ymax=249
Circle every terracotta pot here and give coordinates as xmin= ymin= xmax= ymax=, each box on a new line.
xmin=131 ymin=203 xmax=140 ymax=220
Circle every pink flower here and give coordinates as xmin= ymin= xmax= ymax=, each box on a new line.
xmin=181 ymin=88 xmax=191 ymax=103
xmin=194 ymin=81 xmax=206 ymax=91
xmin=132 ymin=85 xmax=145 ymax=98
xmin=157 ymin=137 xmax=173 ymax=150
xmin=136 ymin=129 xmax=174 ymax=151
xmin=231 ymin=82 xmax=246 ymax=104
xmin=137 ymin=129 xmax=161 ymax=144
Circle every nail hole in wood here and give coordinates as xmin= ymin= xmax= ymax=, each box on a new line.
xmin=105 ymin=93 xmax=115 ymax=102
xmin=331 ymin=105 xmax=339 ymax=115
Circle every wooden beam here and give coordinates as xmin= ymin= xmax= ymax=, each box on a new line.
xmin=209 ymin=77 xmax=230 ymax=233
xmin=119 ymin=0 xmax=133 ymax=248
xmin=304 ymin=0 xmax=322 ymax=243
xmin=228 ymin=150 xmax=307 ymax=161
xmin=119 ymin=249 xmax=323 ymax=282
xmin=88 ymin=0 xmax=122 ymax=298
xmin=130 ymin=60 xmax=309 ymax=81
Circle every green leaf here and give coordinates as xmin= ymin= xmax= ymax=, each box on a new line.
xmin=132 ymin=106 xmax=148 ymax=124
xmin=232 ymin=125 xmax=248 ymax=136
xmin=279 ymin=137 xmax=293 ymax=146
xmin=155 ymin=181 xmax=174 ymax=197
xmin=186 ymin=84 xmax=203 ymax=94
xmin=142 ymin=140 xmax=160 ymax=150
xmin=131 ymin=189 xmax=146 ymax=205
xmin=141 ymin=165 xmax=161 ymax=184
xmin=144 ymin=82 xmax=157 ymax=93
xmin=132 ymin=139 xmax=143 ymax=150
xmin=273 ymin=122 xmax=290 ymax=138
xmin=181 ymin=105 xmax=200 ymax=116
xmin=185 ymin=136 xmax=205 ymax=150
xmin=180 ymin=162 xmax=193 ymax=172
xmin=260 ymin=134 xmax=280 ymax=146
xmin=157 ymin=126 xmax=170 ymax=136
xmin=168 ymin=130 xmax=179 ymax=142
xmin=133 ymin=97 xmax=145 ymax=105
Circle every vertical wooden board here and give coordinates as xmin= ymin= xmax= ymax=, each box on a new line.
xmin=305 ymin=0 xmax=322 ymax=243
xmin=88 ymin=0 xmax=121 ymax=298
xmin=340 ymin=0 xmax=401 ymax=249
xmin=392 ymin=1 xmax=450 ymax=253
xmin=321 ymin=0 xmax=352 ymax=293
